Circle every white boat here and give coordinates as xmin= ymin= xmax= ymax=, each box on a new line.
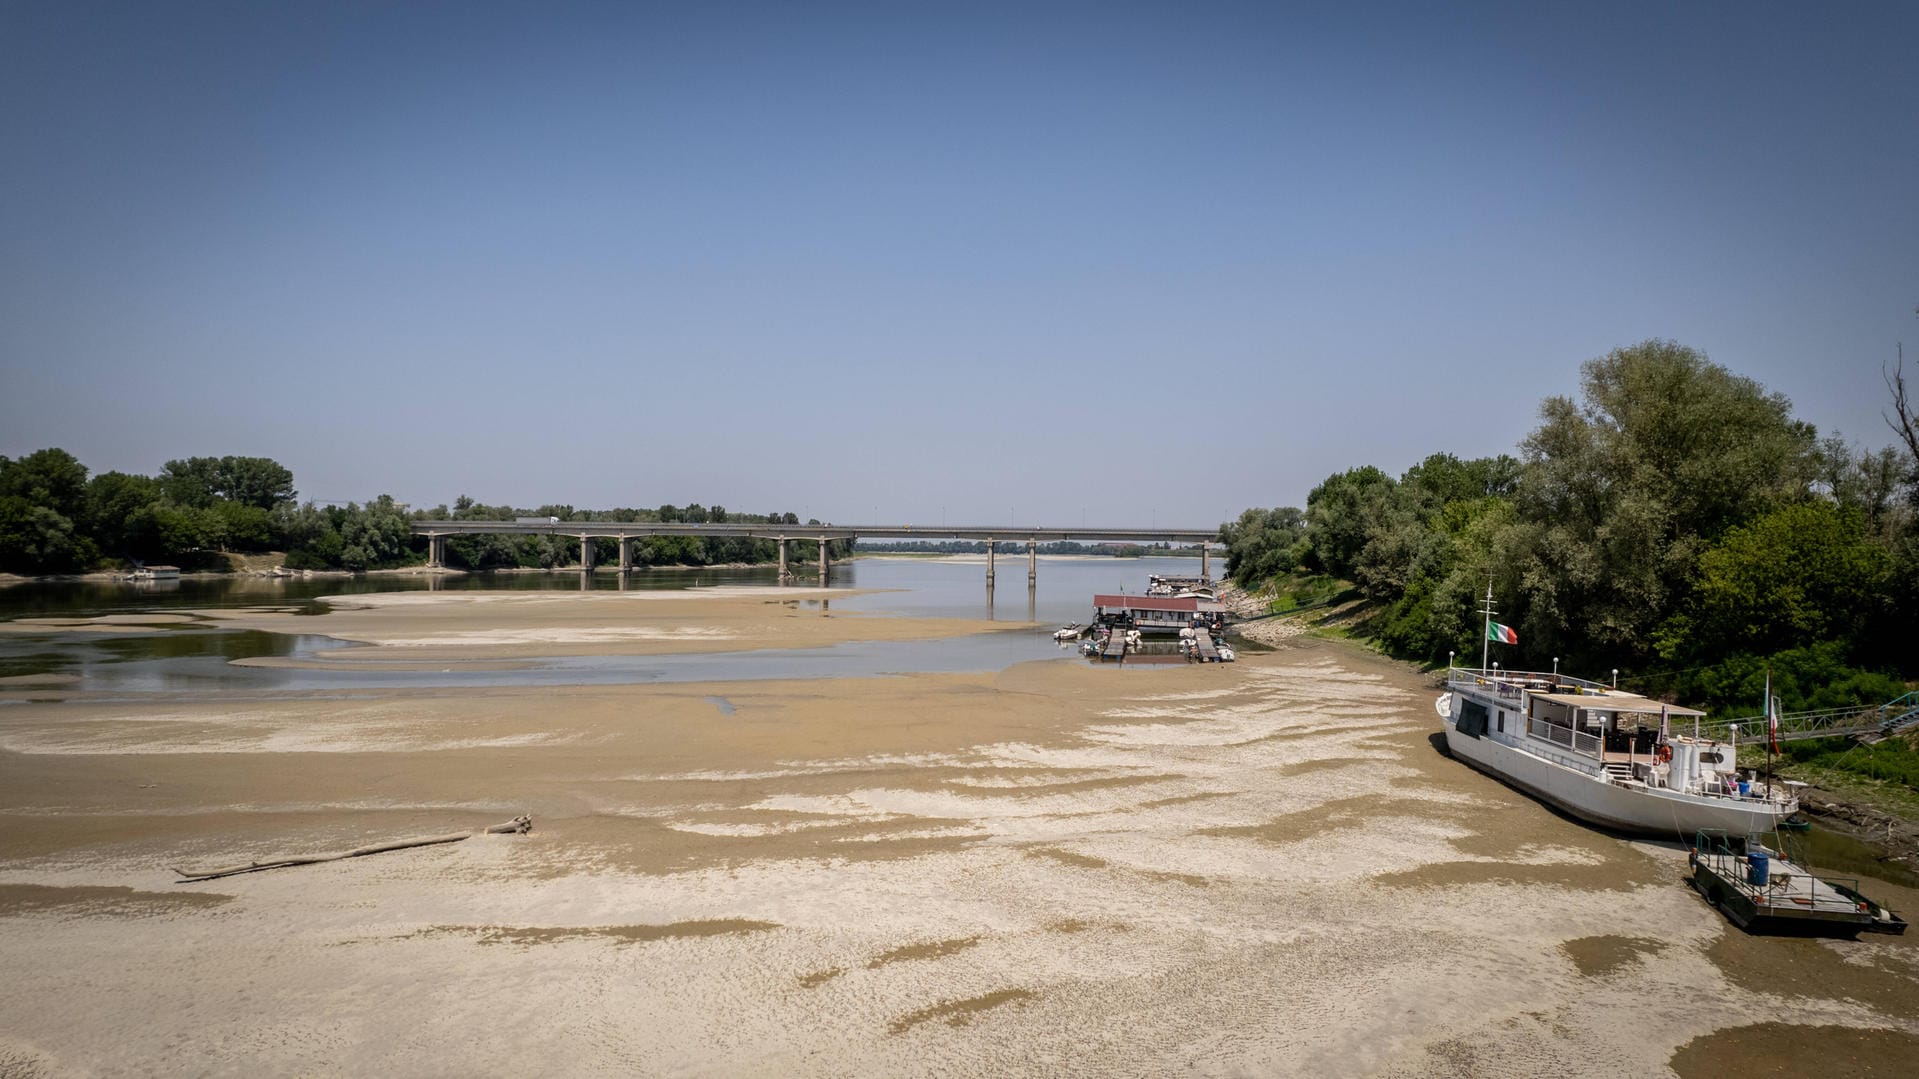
xmin=1437 ymin=669 xmax=1795 ymax=837
xmin=1216 ymin=644 xmax=1235 ymax=662
xmin=1053 ymin=624 xmax=1083 ymax=641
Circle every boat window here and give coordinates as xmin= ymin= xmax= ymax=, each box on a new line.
xmin=1458 ymin=701 xmax=1489 ymax=739
xmin=1496 ymin=711 xmax=1504 ymax=733
xmin=1699 ymin=752 xmax=1722 ymax=765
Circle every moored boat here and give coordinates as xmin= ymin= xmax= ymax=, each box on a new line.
xmin=1437 ymin=669 xmax=1796 ymax=838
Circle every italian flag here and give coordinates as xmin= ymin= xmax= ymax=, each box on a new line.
xmin=1486 ymin=621 xmax=1518 ymax=645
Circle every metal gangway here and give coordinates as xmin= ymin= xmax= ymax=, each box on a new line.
xmin=1696 ymin=692 xmax=1919 ymax=745
xmin=1190 ymin=631 xmax=1219 ymax=662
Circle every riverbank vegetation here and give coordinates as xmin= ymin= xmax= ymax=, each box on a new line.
xmin=0 ymin=454 xmax=843 ymax=575
xmin=1221 ymin=340 xmax=1919 ymax=716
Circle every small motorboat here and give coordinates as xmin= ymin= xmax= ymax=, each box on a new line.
xmin=1053 ymin=624 xmax=1083 ymax=641
xmin=1216 ymin=645 xmax=1236 ymax=662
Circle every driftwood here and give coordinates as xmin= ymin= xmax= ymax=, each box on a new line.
xmin=172 ymin=815 xmax=533 ymax=883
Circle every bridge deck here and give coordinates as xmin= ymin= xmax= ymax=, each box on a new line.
xmin=412 ymin=520 xmax=1217 ymax=544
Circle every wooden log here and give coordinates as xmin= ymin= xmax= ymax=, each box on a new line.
xmin=173 ymin=815 xmax=532 ymax=883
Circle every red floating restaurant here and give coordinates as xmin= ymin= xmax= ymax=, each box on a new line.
xmin=1092 ymin=594 xmax=1227 ymax=636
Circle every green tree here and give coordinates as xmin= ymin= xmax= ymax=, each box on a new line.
xmin=160 ymin=455 xmax=295 ymax=509
xmin=1663 ymin=502 xmax=1888 ymax=659
xmin=0 ymin=497 xmax=90 ymax=572
xmin=1505 ymin=340 xmax=1818 ymax=668
xmin=1304 ymin=466 xmax=1395 ymax=579
xmin=1220 ymin=506 xmax=1307 ymax=584
xmin=84 ymin=470 xmax=162 ymax=557
xmin=213 ymin=456 xmax=296 ymax=509
xmin=0 ymin=448 xmax=89 ymax=522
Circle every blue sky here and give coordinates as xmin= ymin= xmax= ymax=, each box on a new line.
xmin=3 ymin=1 xmax=1914 ymax=527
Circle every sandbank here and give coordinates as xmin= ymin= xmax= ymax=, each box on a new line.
xmin=2 ymin=602 xmax=1916 ymax=1076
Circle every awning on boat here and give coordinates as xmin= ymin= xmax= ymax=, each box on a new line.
xmin=1530 ymin=690 xmax=1704 ymax=716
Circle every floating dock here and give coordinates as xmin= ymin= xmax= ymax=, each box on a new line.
xmin=1689 ymin=830 xmax=1890 ymax=938
xmin=1098 ymin=632 xmax=1128 ymax=663
xmin=1189 ymin=632 xmax=1218 ymax=662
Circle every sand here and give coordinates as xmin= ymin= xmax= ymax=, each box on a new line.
xmin=3 ymin=591 xmax=1917 ymax=1076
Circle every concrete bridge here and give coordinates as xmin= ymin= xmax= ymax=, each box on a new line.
xmin=411 ymin=520 xmax=1221 ymax=584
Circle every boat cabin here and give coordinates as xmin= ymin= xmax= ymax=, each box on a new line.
xmin=1092 ymin=594 xmax=1225 ymax=635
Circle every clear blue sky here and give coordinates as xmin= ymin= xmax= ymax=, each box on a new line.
xmin=3 ymin=1 xmax=1915 ymax=527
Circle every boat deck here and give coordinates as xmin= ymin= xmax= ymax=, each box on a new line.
xmin=1691 ymin=843 xmax=1875 ymax=937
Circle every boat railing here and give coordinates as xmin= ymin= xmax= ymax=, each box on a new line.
xmin=1446 ymin=666 xmax=1610 ymax=694
xmin=1526 ymin=715 xmax=1600 ymax=758
xmin=1693 ymin=836 xmax=1865 ymax=916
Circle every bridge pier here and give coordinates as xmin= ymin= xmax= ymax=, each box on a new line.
xmin=425 ymin=534 xmax=445 ymax=569
xmin=817 ymin=538 xmax=828 ymax=582
xmin=1027 ymin=538 xmax=1036 ymax=586
xmin=986 ymin=539 xmax=996 ymax=586
xmin=777 ymin=538 xmax=791 ymax=583
xmin=579 ymin=535 xmax=594 ymax=573
xmin=618 ymin=537 xmax=634 ymax=574
xmin=1202 ymin=543 xmax=1209 ymax=580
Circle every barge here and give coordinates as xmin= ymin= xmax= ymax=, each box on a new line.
xmin=1689 ymin=830 xmax=1905 ymax=938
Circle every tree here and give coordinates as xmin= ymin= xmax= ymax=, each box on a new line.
xmin=214 ymin=456 xmax=296 ymax=509
xmin=159 ymin=457 xmax=222 ymax=507
xmin=1220 ymin=506 xmax=1307 ymax=584
xmin=1304 ymin=466 xmax=1395 ymax=579
xmin=160 ymin=455 xmax=295 ymax=509
xmin=0 ymin=448 xmax=89 ymax=522
xmin=336 ymin=495 xmax=414 ymax=570
xmin=1505 ymin=340 xmax=1818 ymax=668
xmin=0 ymin=497 xmax=90 ymax=573
xmin=84 ymin=471 xmax=162 ymax=556
xmin=1663 ymin=502 xmax=1888 ymax=659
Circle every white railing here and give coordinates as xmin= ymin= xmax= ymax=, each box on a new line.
xmin=1527 ymin=716 xmax=1600 ymax=759
xmin=1446 ymin=666 xmax=1613 ymax=698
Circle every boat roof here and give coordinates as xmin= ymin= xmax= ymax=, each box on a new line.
xmin=1093 ymin=594 xmax=1224 ymax=612
xmin=1531 ymin=689 xmax=1705 ymax=716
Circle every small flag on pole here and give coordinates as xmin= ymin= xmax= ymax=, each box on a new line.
xmin=1485 ymin=621 xmax=1518 ymax=645
xmin=1766 ymin=668 xmax=1779 ymax=754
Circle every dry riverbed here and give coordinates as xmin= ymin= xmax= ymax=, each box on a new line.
xmin=2 ymin=590 xmax=1917 ymax=1075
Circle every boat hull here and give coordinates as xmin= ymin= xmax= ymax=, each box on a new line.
xmin=1443 ymin=723 xmax=1790 ymax=838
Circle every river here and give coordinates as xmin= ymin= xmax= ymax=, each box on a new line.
xmin=0 ymin=555 xmax=1205 ymax=693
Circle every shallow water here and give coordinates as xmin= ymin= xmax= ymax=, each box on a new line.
xmin=0 ymin=556 xmax=1206 ymax=693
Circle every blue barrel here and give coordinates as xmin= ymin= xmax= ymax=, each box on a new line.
xmin=1738 ymin=781 xmax=1751 ymax=797
xmin=1748 ymin=850 xmax=1771 ymax=886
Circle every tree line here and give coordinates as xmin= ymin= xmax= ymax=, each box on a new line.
xmin=0 ymin=453 xmax=844 ymax=574
xmin=1219 ymin=340 xmax=1919 ymax=714
xmin=416 ymin=497 xmax=851 ymax=571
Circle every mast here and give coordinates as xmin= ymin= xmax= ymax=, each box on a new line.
xmin=1480 ymin=579 xmax=1494 ymax=673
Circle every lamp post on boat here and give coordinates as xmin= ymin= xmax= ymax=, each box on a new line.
xmin=1612 ymin=668 xmax=1619 ymax=688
